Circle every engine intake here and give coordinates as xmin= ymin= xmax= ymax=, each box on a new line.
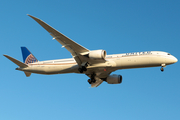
xmin=106 ymin=74 xmax=122 ymax=84
xmin=89 ymin=50 xmax=106 ymax=60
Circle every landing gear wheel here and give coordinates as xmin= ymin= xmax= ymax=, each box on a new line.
xmin=78 ymin=63 xmax=88 ymax=73
xmin=87 ymin=73 xmax=97 ymax=84
xmin=78 ymin=68 xmax=83 ymax=73
xmin=88 ymin=79 xmax=91 ymax=84
xmin=92 ymin=79 xmax=96 ymax=83
xmin=160 ymin=67 xmax=164 ymax=72
xmin=82 ymin=66 xmax=87 ymax=71
xmin=87 ymin=79 xmax=96 ymax=84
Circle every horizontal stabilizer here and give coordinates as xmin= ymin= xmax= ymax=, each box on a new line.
xmin=3 ymin=55 xmax=28 ymax=68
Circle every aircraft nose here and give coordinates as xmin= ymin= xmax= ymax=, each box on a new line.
xmin=166 ymin=55 xmax=178 ymax=65
xmin=173 ymin=56 xmax=178 ymax=63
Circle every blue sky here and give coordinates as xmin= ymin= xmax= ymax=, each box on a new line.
xmin=1 ymin=0 xmax=180 ymax=120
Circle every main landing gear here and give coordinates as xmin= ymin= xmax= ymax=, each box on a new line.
xmin=87 ymin=73 xmax=96 ymax=84
xmin=160 ymin=67 xmax=164 ymax=72
xmin=78 ymin=62 xmax=89 ymax=73
xmin=78 ymin=66 xmax=87 ymax=73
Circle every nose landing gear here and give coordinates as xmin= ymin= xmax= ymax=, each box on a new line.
xmin=160 ymin=67 xmax=164 ymax=72
xmin=160 ymin=64 xmax=166 ymax=72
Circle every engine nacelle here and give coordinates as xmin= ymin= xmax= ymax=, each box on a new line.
xmin=89 ymin=50 xmax=106 ymax=60
xmin=106 ymin=74 xmax=122 ymax=84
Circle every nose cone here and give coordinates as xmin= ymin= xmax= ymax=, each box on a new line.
xmin=173 ymin=56 xmax=178 ymax=63
xmin=166 ymin=55 xmax=178 ymax=65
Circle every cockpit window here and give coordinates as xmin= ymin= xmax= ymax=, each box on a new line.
xmin=167 ymin=53 xmax=171 ymax=55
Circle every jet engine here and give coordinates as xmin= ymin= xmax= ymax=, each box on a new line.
xmin=88 ymin=50 xmax=106 ymax=60
xmin=106 ymin=74 xmax=122 ymax=84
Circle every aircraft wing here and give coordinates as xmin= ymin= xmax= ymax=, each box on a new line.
xmin=28 ymin=15 xmax=89 ymax=66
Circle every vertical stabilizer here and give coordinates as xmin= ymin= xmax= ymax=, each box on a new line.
xmin=21 ymin=47 xmax=38 ymax=64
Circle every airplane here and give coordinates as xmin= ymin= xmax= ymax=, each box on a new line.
xmin=3 ymin=15 xmax=178 ymax=87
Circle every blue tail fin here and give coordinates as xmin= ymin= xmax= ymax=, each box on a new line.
xmin=21 ymin=47 xmax=38 ymax=64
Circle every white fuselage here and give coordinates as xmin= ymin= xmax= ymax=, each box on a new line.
xmin=18 ymin=51 xmax=178 ymax=76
